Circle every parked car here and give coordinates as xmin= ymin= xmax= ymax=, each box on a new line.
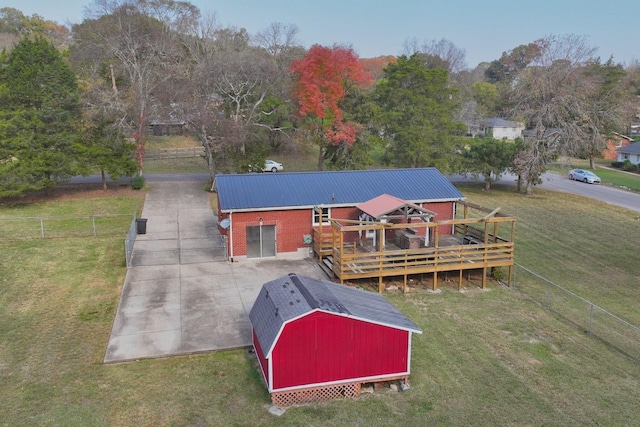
xmin=262 ymin=160 xmax=283 ymax=172
xmin=568 ymin=169 xmax=601 ymax=184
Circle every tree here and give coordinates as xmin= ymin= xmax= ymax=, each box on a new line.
xmin=507 ymin=35 xmax=614 ymax=194
xmin=372 ymin=54 xmax=466 ymax=172
xmin=178 ymin=17 xmax=300 ymax=177
xmin=75 ymin=0 xmax=200 ymax=175
xmin=463 ymin=138 xmax=515 ymax=191
xmin=72 ymin=63 xmax=137 ymax=190
xmin=289 ymin=44 xmax=372 ymax=170
xmin=403 ymin=37 xmax=467 ymax=74
xmin=0 ymin=36 xmax=80 ymax=197
xmin=572 ymin=57 xmax=627 ymax=168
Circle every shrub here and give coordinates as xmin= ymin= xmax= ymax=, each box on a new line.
xmin=131 ymin=175 xmax=146 ymax=190
xmin=622 ymin=162 xmax=638 ymax=172
xmin=611 ymin=161 xmax=624 ymax=168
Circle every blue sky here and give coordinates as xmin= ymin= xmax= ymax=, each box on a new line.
xmin=4 ymin=0 xmax=639 ymax=68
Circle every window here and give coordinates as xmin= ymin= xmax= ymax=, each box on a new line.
xmin=313 ymin=207 xmax=330 ymax=225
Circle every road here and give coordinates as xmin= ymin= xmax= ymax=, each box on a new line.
xmin=449 ymin=171 xmax=640 ymax=212
xmin=71 ymin=170 xmax=640 ymax=213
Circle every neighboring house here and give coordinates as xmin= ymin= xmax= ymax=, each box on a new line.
xmin=249 ymin=273 xmax=422 ymax=406
xmin=603 ymin=133 xmax=633 ymax=160
xmin=482 ymin=118 xmax=525 ymax=140
xmin=214 ymin=168 xmax=465 ymax=261
xmin=617 ymin=141 xmax=640 ymax=164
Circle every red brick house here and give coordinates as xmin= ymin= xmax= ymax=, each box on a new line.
xmin=214 ymin=168 xmax=464 ymax=261
xmin=604 ymin=133 xmax=633 ymax=160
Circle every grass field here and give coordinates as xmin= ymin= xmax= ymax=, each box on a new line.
xmin=1 ymin=183 xmax=640 ymax=426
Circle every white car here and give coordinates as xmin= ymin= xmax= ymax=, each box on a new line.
xmin=262 ymin=160 xmax=283 ymax=172
xmin=568 ymin=169 xmax=601 ymax=184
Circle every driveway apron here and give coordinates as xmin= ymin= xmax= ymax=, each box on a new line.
xmin=104 ymin=179 xmax=325 ymax=363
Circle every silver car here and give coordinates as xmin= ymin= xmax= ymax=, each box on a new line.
xmin=568 ymin=169 xmax=601 ymax=184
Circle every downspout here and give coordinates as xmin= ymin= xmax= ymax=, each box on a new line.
xmin=229 ymin=211 xmax=234 ymax=261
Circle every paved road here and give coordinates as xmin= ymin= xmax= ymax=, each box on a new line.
xmin=449 ymin=171 xmax=640 ymax=213
xmin=71 ymin=170 xmax=640 ymax=213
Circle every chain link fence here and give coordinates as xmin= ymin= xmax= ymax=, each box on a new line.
xmin=512 ymin=263 xmax=640 ymax=361
xmin=0 ymin=214 xmax=136 ymax=239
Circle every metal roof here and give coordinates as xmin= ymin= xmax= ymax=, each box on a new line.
xmin=249 ymin=273 xmax=422 ymax=357
xmin=617 ymin=141 xmax=640 ymax=154
xmin=485 ymin=118 xmax=522 ymax=128
xmin=215 ymin=168 xmax=464 ymax=212
xmin=358 ymin=193 xmax=436 ymax=219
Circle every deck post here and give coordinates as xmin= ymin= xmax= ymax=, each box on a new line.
xmin=378 ymin=276 xmax=383 ymax=293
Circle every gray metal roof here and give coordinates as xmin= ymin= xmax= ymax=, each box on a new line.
xmin=617 ymin=141 xmax=640 ymax=154
xmin=215 ymin=168 xmax=464 ymax=212
xmin=249 ymin=273 xmax=422 ymax=357
xmin=485 ymin=118 xmax=522 ymax=128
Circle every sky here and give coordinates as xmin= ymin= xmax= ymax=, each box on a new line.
xmin=3 ymin=0 xmax=640 ymax=68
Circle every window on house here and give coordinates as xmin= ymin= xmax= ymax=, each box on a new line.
xmin=615 ymin=139 xmax=623 ymax=147
xmin=313 ymin=207 xmax=330 ymax=225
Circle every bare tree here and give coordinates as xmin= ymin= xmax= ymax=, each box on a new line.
xmin=76 ymin=0 xmax=200 ymax=175
xmin=507 ymin=35 xmax=627 ymax=194
xmin=179 ymin=19 xmax=300 ymax=178
xmin=403 ymin=37 xmax=467 ymax=74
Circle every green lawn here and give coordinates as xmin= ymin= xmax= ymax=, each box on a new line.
xmin=1 ymin=185 xmax=640 ymax=426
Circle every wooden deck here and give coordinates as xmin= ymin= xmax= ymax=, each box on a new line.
xmin=313 ymin=202 xmax=516 ymax=293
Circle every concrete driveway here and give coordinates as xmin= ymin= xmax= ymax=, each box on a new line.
xmin=104 ymin=179 xmax=325 ymax=363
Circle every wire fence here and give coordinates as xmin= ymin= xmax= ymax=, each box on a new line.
xmin=0 ymin=214 xmax=137 ymax=239
xmin=512 ymin=263 xmax=640 ymax=362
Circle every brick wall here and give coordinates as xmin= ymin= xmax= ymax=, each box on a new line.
xmin=219 ymin=202 xmax=455 ymax=257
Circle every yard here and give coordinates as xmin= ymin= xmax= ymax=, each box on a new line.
xmin=1 ymin=183 xmax=639 ymax=426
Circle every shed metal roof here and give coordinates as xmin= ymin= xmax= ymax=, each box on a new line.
xmin=215 ymin=168 xmax=464 ymax=212
xmin=249 ymin=274 xmax=422 ymax=358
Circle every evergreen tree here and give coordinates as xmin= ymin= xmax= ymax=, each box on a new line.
xmin=373 ymin=54 xmax=466 ymax=172
xmin=0 ymin=36 xmax=80 ymax=197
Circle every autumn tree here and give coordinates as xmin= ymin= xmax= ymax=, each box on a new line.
xmin=289 ymin=44 xmax=372 ymax=170
xmin=0 ymin=36 xmax=81 ymax=197
xmin=372 ymin=54 xmax=466 ymax=172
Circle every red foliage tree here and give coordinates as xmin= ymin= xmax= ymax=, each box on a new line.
xmin=289 ymin=44 xmax=372 ymax=169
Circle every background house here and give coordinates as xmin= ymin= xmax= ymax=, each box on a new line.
xmin=617 ymin=141 xmax=640 ymax=164
xmin=482 ymin=118 xmax=524 ymax=140
xmin=249 ymin=273 xmax=422 ymax=406
xmin=604 ymin=133 xmax=633 ymax=160
xmin=214 ymin=168 xmax=465 ymax=261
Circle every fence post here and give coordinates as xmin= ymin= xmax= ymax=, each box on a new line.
xmin=40 ymin=217 xmax=45 ymax=238
xmin=589 ymin=304 xmax=594 ymax=335
xmin=92 ymin=216 xmax=97 ymax=236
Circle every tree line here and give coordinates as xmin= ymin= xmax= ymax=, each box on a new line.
xmin=0 ymin=1 xmax=636 ymax=197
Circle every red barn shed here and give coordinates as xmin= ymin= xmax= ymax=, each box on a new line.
xmin=249 ymin=273 xmax=422 ymax=407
